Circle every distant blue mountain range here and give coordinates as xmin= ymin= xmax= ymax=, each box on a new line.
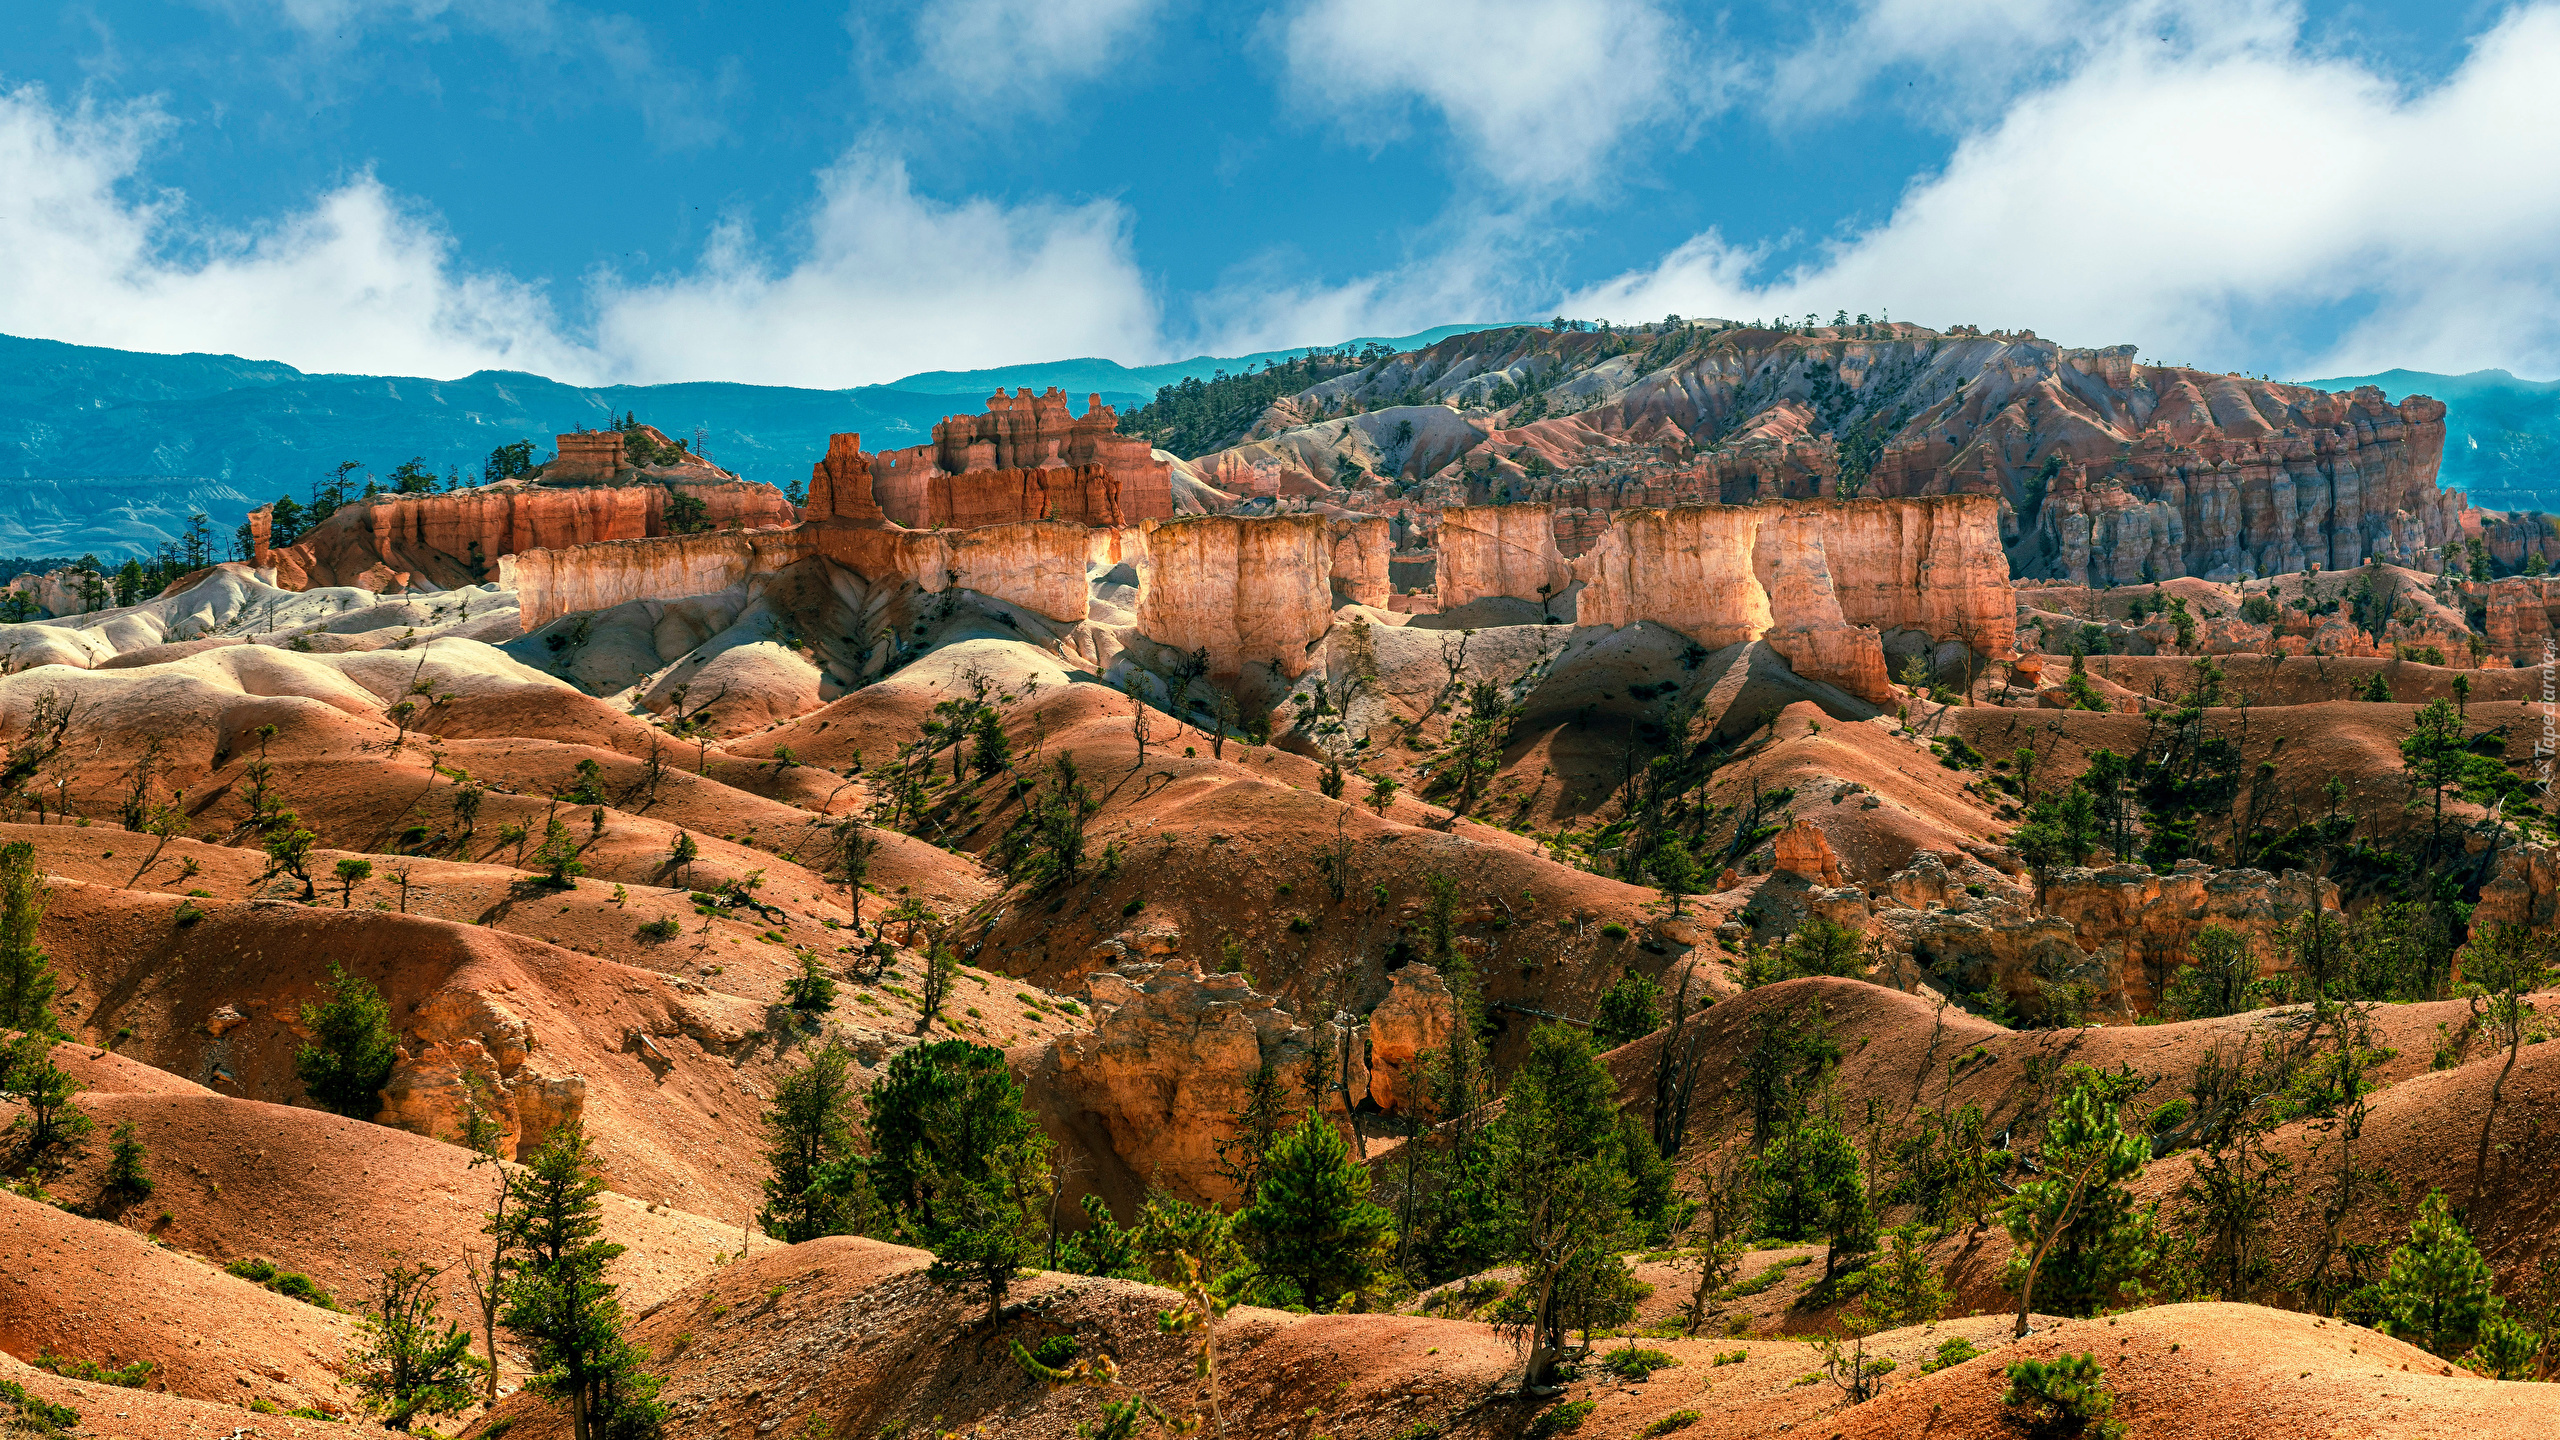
xmin=2306 ymin=367 xmax=2560 ymax=512
xmin=0 ymin=326 xmax=2543 ymax=563
xmin=0 ymin=324 xmax=1522 ymax=561
xmin=886 ymin=323 xmax=1522 ymax=400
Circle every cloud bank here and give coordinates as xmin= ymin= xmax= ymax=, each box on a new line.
xmin=4 ymin=2 xmax=2560 ymax=385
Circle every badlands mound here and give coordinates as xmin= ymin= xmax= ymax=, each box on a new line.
xmin=6 ymin=329 xmax=2560 ymax=1437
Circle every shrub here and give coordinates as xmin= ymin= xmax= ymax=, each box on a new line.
xmin=1529 ymin=1400 xmax=1595 ymax=1436
xmin=1641 ymin=1412 xmax=1701 ymax=1437
xmin=1029 ymin=1334 xmax=1079 ymax=1368
xmin=224 ymin=1256 xmax=342 ymax=1310
xmin=1121 ymin=896 xmax=1145 ymax=916
xmin=1712 ymin=1349 xmax=1747 ymax=1365
xmin=31 ymin=1353 xmax=155 ymax=1388
xmin=637 ymin=916 xmax=681 ymax=941
xmin=1600 ymin=1347 xmax=1680 ymax=1380
xmin=1601 ymin=921 xmax=1631 ymax=940
xmin=2000 ymin=1353 xmax=2122 ymax=1437
xmin=1920 ymin=1336 xmax=1983 ymax=1373
xmin=0 ymin=1377 xmax=76 ymax=1435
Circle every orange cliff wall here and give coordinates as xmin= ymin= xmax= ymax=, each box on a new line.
xmin=259 ymin=482 xmax=798 ymax=592
xmin=506 ymin=521 xmax=1096 ymax=634
xmin=1133 ymin=515 xmax=1335 ymax=680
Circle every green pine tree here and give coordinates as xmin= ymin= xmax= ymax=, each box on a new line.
xmin=1593 ymin=970 xmax=1664 ymax=1049
xmin=294 ymin=964 xmax=399 ymax=1119
xmin=758 ymin=1043 xmax=862 ymax=1243
xmin=0 ymin=843 xmax=61 ymax=1035
xmin=1239 ymin=1111 xmax=1393 ymax=1311
xmin=845 ymin=1041 xmax=1052 ymax=1327
xmin=2374 ymin=1190 xmax=2505 ymax=1361
xmin=2003 ymin=1068 xmax=2151 ymax=1334
xmin=349 ymin=1256 xmax=478 ymax=1431
xmin=498 ymin=1120 xmax=666 ymax=1440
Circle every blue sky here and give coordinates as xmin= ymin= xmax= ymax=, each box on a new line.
xmin=1 ymin=0 xmax=2553 ymax=387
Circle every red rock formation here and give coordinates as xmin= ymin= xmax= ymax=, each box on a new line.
xmin=805 ymin=433 xmax=883 ymax=525
xmin=869 ymin=389 xmax=1174 ymax=529
xmin=262 ymin=481 xmax=799 ymax=592
xmin=1327 ymin=516 xmax=1391 ymax=608
xmin=547 ymin=430 xmax=627 ymax=483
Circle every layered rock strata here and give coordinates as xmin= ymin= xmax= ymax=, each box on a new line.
xmin=1132 ymin=514 xmax=1335 ymax=678
xmin=257 ymin=481 xmax=795 ymax=592
xmin=867 ymin=390 xmax=1174 ymax=529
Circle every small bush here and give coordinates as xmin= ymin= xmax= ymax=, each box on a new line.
xmin=0 ymin=1377 xmax=77 ymax=1435
xmin=1600 ymin=1347 xmax=1680 ymax=1380
xmin=1288 ymin=914 xmax=1314 ymax=933
xmin=1601 ymin=921 xmax=1631 ymax=940
xmin=1641 ymin=1412 xmax=1701 ymax=1437
xmin=1712 ymin=1349 xmax=1747 ymax=1366
xmin=1121 ymin=897 xmax=1145 ymax=916
xmin=2001 ymin=1353 xmax=2122 ymax=1437
xmin=1920 ymin=1336 xmax=1983 ymax=1374
xmin=1031 ymin=1334 xmax=1079 ymax=1368
xmin=31 ymin=1353 xmax=155 ymax=1388
xmin=637 ymin=916 xmax=682 ymax=941
xmin=1529 ymin=1400 xmax=1594 ymax=1436
xmin=223 ymin=1256 xmax=340 ymax=1310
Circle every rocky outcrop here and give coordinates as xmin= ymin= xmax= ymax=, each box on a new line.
xmin=263 ymin=480 xmax=797 ymax=592
xmin=2026 ymin=384 xmax=2457 ymax=585
xmin=1347 ymin=964 xmax=1458 ymax=1114
xmin=374 ymin=985 xmax=589 ymax=1160
xmin=823 ymin=521 xmax=1096 ymax=626
xmin=502 ymin=530 xmax=816 ymax=632
xmin=2484 ymin=576 xmax=2560 ymax=663
xmin=805 ymin=432 xmax=884 ymax=525
xmin=1772 ymin=819 xmax=1848 ymax=887
xmin=1327 ymin=517 xmax=1391 ymax=608
xmin=1052 ymin=961 xmax=1338 ymax=1205
xmin=870 ymin=389 xmax=1173 ymax=528
xmin=1879 ymin=857 xmax=2341 ymax=1017
xmin=2476 ymin=842 xmax=2559 ymax=932
xmin=1564 ymin=496 xmax=2010 ymax=695
xmin=1132 ymin=514 xmax=1334 ymax=678
xmin=1437 ymin=505 xmax=1575 ymax=612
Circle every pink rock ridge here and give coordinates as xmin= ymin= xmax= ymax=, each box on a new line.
xmin=1445 ymin=495 xmax=2015 ymax=703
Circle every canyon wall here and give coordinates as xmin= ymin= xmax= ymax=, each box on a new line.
xmin=1437 ymin=505 xmax=1575 ymax=611
xmin=1181 ymin=324 xmax=2464 ymax=589
xmin=1132 ymin=514 xmax=1334 ymax=678
xmin=1327 ymin=517 xmax=1391 ymax=608
xmin=1437 ymin=496 xmax=2012 ymax=697
xmin=503 ymin=530 xmax=816 ymax=632
xmin=820 ymin=521 xmax=1096 ymax=626
xmin=263 ymin=481 xmax=797 ymax=592
xmin=1817 ymin=495 xmax=2016 ymax=655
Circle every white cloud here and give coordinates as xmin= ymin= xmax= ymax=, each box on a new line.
xmin=1566 ymin=3 xmax=2560 ymax=379
xmin=911 ymin=0 xmax=1166 ymax=113
xmin=587 ymin=150 xmax=1161 ymax=386
xmin=0 ymin=84 xmax=1162 ymax=386
xmin=0 ymin=83 xmax=582 ymax=378
xmin=1279 ymin=0 xmax=1710 ymax=197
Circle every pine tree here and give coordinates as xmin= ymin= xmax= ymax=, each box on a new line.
xmin=102 ymin=1119 xmax=152 ymax=1199
xmin=2004 ymin=1068 xmax=2150 ymax=1335
xmin=781 ymin=950 xmax=837 ymax=1018
xmin=3 ymin=1032 xmax=92 ymax=1168
xmin=349 ymin=1257 xmax=478 ymax=1431
xmin=759 ymin=1044 xmax=861 ymax=1243
xmin=1240 ymin=1111 xmax=1393 ymax=1311
xmin=499 ymin=1120 xmax=666 ymax=1440
xmin=1593 ymin=970 xmax=1664 ymax=1049
xmin=0 ymin=843 xmax=61 ymax=1035
xmin=1482 ymin=1024 xmax=1635 ymax=1390
xmin=851 ymin=1040 xmax=1052 ymax=1329
xmin=294 ymin=964 xmax=399 ymax=1119
xmin=2374 ymin=1190 xmax=2505 ymax=1361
